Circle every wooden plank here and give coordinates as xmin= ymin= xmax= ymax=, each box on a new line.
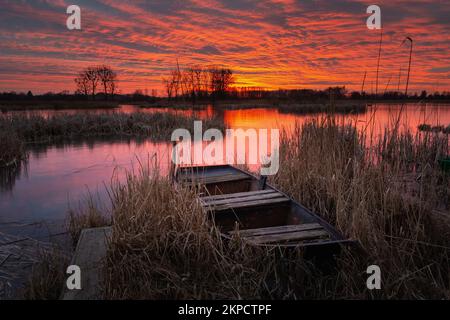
xmin=179 ymin=173 xmax=251 ymax=185
xmin=178 ymin=171 xmax=240 ymax=181
xmin=201 ymin=189 xmax=276 ymax=202
xmin=191 ymin=173 xmax=251 ymax=184
xmin=61 ymin=227 xmax=112 ymax=300
xmin=229 ymin=223 xmax=323 ymax=237
xmin=202 ymin=191 xmax=287 ymax=206
xmin=212 ymin=197 xmax=290 ymax=211
xmin=247 ymin=229 xmax=330 ymax=245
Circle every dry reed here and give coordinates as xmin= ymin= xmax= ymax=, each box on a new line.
xmin=0 ymin=112 xmax=225 ymax=143
xmin=272 ymin=116 xmax=450 ymax=298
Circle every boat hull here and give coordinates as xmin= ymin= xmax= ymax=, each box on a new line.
xmin=176 ymin=165 xmax=354 ymax=250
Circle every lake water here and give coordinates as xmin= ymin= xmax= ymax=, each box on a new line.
xmin=1 ymin=103 xmax=449 ymax=241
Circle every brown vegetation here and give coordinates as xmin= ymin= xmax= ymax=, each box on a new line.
xmin=272 ymin=117 xmax=450 ymax=298
xmin=0 ymin=112 xmax=225 ymax=143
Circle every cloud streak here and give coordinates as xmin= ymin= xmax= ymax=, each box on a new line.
xmin=0 ymin=0 xmax=448 ymax=94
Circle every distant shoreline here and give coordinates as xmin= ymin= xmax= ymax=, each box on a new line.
xmin=1 ymin=98 xmax=450 ymax=112
xmin=0 ymin=100 xmax=120 ymax=111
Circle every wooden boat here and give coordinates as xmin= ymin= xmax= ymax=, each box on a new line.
xmin=175 ymin=165 xmax=353 ymax=251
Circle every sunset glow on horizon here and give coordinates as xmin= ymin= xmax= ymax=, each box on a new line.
xmin=0 ymin=0 xmax=449 ymax=95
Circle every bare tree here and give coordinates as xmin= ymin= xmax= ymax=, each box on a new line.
xmin=163 ymin=70 xmax=178 ymax=101
xmin=107 ymin=77 xmax=117 ymax=97
xmin=74 ymin=65 xmax=118 ymax=100
xmin=97 ymin=65 xmax=117 ymax=100
xmin=162 ymin=63 xmax=234 ymax=102
xmin=74 ymin=72 xmax=89 ymax=97
xmin=209 ymin=66 xmax=234 ymax=98
xmin=162 ymin=78 xmax=172 ymax=100
xmin=84 ymin=67 xmax=99 ymax=100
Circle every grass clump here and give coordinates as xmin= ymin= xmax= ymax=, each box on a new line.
xmin=0 ymin=127 xmax=27 ymax=167
xmin=21 ymin=249 xmax=69 ymax=300
xmin=67 ymin=196 xmax=110 ymax=247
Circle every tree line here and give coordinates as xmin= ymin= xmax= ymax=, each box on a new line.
xmin=162 ymin=64 xmax=234 ymax=102
xmin=74 ymin=65 xmax=118 ymax=100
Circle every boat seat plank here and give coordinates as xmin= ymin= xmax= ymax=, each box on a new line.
xmin=246 ymin=229 xmax=330 ymax=245
xmin=212 ymin=197 xmax=290 ymax=211
xmin=229 ymin=223 xmax=323 ymax=237
xmin=202 ymin=191 xmax=287 ymax=206
xmin=201 ymin=189 xmax=276 ymax=202
xmin=179 ymin=173 xmax=251 ymax=185
xmin=178 ymin=171 xmax=241 ymax=178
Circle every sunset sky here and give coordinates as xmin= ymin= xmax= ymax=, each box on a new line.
xmin=0 ymin=0 xmax=449 ymax=95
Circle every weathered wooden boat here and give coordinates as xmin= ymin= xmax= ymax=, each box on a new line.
xmin=175 ymin=165 xmax=353 ymax=252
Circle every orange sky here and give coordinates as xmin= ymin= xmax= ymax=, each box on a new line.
xmin=0 ymin=0 xmax=449 ymax=94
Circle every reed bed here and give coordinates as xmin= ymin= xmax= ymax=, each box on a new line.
xmin=0 ymin=123 xmax=28 ymax=191
xmin=418 ymin=123 xmax=450 ymax=134
xmin=0 ymin=112 xmax=224 ymax=143
xmin=0 ymin=127 xmax=26 ymax=167
xmin=272 ymin=117 xmax=450 ymax=298
xmin=0 ymin=100 xmax=119 ymax=111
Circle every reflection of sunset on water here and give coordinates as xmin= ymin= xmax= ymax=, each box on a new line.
xmin=222 ymin=103 xmax=450 ymax=138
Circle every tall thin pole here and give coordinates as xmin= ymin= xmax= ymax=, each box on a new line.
xmin=403 ymin=37 xmax=413 ymax=96
xmin=375 ymin=30 xmax=383 ymax=96
xmin=384 ymin=74 xmax=392 ymax=94
xmin=361 ymin=71 xmax=367 ymax=94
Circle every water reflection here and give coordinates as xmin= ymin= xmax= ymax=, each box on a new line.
xmin=0 ymin=161 xmax=28 ymax=192
xmin=0 ymin=138 xmax=171 ymax=224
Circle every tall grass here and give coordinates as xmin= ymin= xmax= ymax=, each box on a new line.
xmin=21 ymin=249 xmax=69 ymax=300
xmin=0 ymin=123 xmax=28 ymax=191
xmin=272 ymin=117 xmax=450 ymax=298
xmin=0 ymin=127 xmax=26 ymax=167
xmin=67 ymin=195 xmax=110 ymax=247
